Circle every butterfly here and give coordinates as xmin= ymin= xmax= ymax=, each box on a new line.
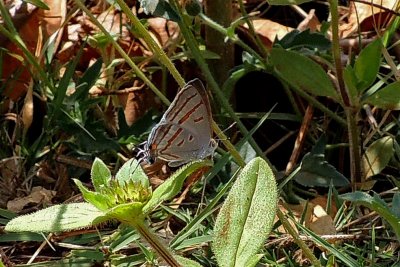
xmin=141 ymin=79 xmax=217 ymax=167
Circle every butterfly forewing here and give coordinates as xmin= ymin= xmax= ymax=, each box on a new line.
xmin=146 ymin=79 xmax=216 ymax=166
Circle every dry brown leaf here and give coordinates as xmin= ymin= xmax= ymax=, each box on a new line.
xmin=242 ymin=19 xmax=293 ymax=49
xmin=147 ymin=18 xmax=180 ymax=48
xmin=276 ymin=200 xmax=312 ymax=234
xmin=7 ymin=186 xmax=56 ymax=212
xmin=310 ymin=195 xmax=338 ymax=217
xmin=306 ymin=205 xmax=337 ymax=236
xmin=277 ymin=197 xmax=337 ymax=236
xmin=2 ymin=1 xmax=65 ymax=101
xmin=340 ymin=0 xmax=396 ymax=37
xmin=297 ymin=9 xmax=321 ymax=32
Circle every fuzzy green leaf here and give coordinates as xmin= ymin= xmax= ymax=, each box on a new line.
xmin=106 ymin=202 xmax=145 ymax=223
xmin=176 ymin=255 xmax=203 ymax=267
xmin=5 ymin=203 xmax=107 ymax=233
xmin=354 ymin=38 xmax=382 ymax=92
xmin=91 ymin=157 xmax=112 ymax=192
xmin=341 ymin=191 xmax=400 ymax=240
xmin=142 ymin=160 xmax=212 ymax=215
xmin=362 ymin=136 xmax=394 ymax=179
xmin=74 ymin=179 xmax=111 ymax=211
xmin=212 ymin=157 xmax=277 ymax=267
xmin=115 ymin=158 xmax=149 ymax=187
xmin=363 ymin=80 xmax=400 ymax=110
xmin=270 ymin=48 xmax=338 ymax=100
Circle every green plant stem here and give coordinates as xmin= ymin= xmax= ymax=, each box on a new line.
xmin=115 ymin=0 xmax=247 ymax=168
xmin=170 ymin=0 xmax=277 ymax=169
xmin=199 ymin=13 xmax=265 ymax=64
xmin=73 ymin=0 xmax=169 ymax=105
xmin=179 ymin=18 xmax=245 ymax=168
xmin=237 ymin=0 xmax=269 ymax=58
xmin=114 ymin=0 xmax=185 ymax=88
xmin=134 ymin=220 xmax=181 ymax=267
xmin=276 ymin=209 xmax=322 ymax=267
xmin=329 ymin=0 xmax=362 ymax=185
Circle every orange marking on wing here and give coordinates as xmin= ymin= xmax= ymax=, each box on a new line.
xmin=169 ymin=93 xmax=197 ymax=121
xmin=177 ymin=139 xmax=185 ymax=147
xmin=161 ymin=152 xmax=180 ymax=159
xmin=160 ymin=127 xmax=183 ymax=153
xmin=178 ymin=101 xmax=202 ymax=124
xmin=153 ymin=125 xmax=173 ymax=145
xmin=193 ymin=116 xmax=204 ymax=123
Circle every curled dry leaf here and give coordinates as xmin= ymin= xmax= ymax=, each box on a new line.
xmin=296 ymin=9 xmax=320 ymax=32
xmin=277 ymin=197 xmax=336 ymax=236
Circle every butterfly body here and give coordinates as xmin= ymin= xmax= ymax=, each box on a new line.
xmin=143 ymin=79 xmax=217 ymax=167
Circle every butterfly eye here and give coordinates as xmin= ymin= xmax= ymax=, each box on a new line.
xmin=147 ymin=156 xmax=155 ymax=165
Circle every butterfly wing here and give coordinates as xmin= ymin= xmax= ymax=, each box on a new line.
xmin=162 ymin=79 xmax=213 ymax=140
xmin=147 ymin=123 xmax=205 ymax=166
xmin=147 ymin=79 xmax=216 ymax=166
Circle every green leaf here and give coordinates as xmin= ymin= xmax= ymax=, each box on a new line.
xmin=363 ymin=80 xmax=400 ymax=110
xmin=341 ymin=191 xmax=400 ymax=240
xmin=276 ymin=29 xmax=331 ymax=52
xmin=51 ymin=45 xmax=84 ymax=119
xmin=5 ymin=203 xmax=108 ymax=233
xmin=72 ymin=58 xmax=103 ymax=101
xmin=142 ymin=160 xmax=212 ymax=215
xmin=362 ymin=136 xmax=394 ymax=179
xmin=267 ymin=0 xmax=312 ymax=5
xmin=296 ymin=223 xmax=360 ymax=266
xmin=343 ymin=65 xmax=359 ymax=103
xmin=354 ymin=38 xmax=382 ymax=92
xmin=106 ymin=202 xmax=145 ymax=223
xmin=0 ymin=232 xmax=44 ymax=242
xmin=138 ymin=0 xmax=180 ymax=22
xmin=270 ymin=48 xmax=338 ymax=100
xmin=115 ymin=158 xmax=149 ymax=187
xmin=73 ymin=179 xmax=111 ymax=211
xmin=91 ymin=157 xmax=112 ymax=192
xmin=391 ymin=193 xmax=400 ymax=219
xmin=212 ymin=157 xmax=277 ymax=267
xmin=244 ymin=254 xmax=264 ymax=267
xmin=176 ymin=255 xmax=203 ymax=267
xmin=0 ymin=208 xmax=17 ymax=220
xmin=70 ymin=250 xmax=105 ymax=261
xmin=294 ymin=136 xmax=350 ymax=187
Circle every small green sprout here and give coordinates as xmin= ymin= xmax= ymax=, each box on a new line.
xmin=5 ymin=157 xmax=212 ymax=267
